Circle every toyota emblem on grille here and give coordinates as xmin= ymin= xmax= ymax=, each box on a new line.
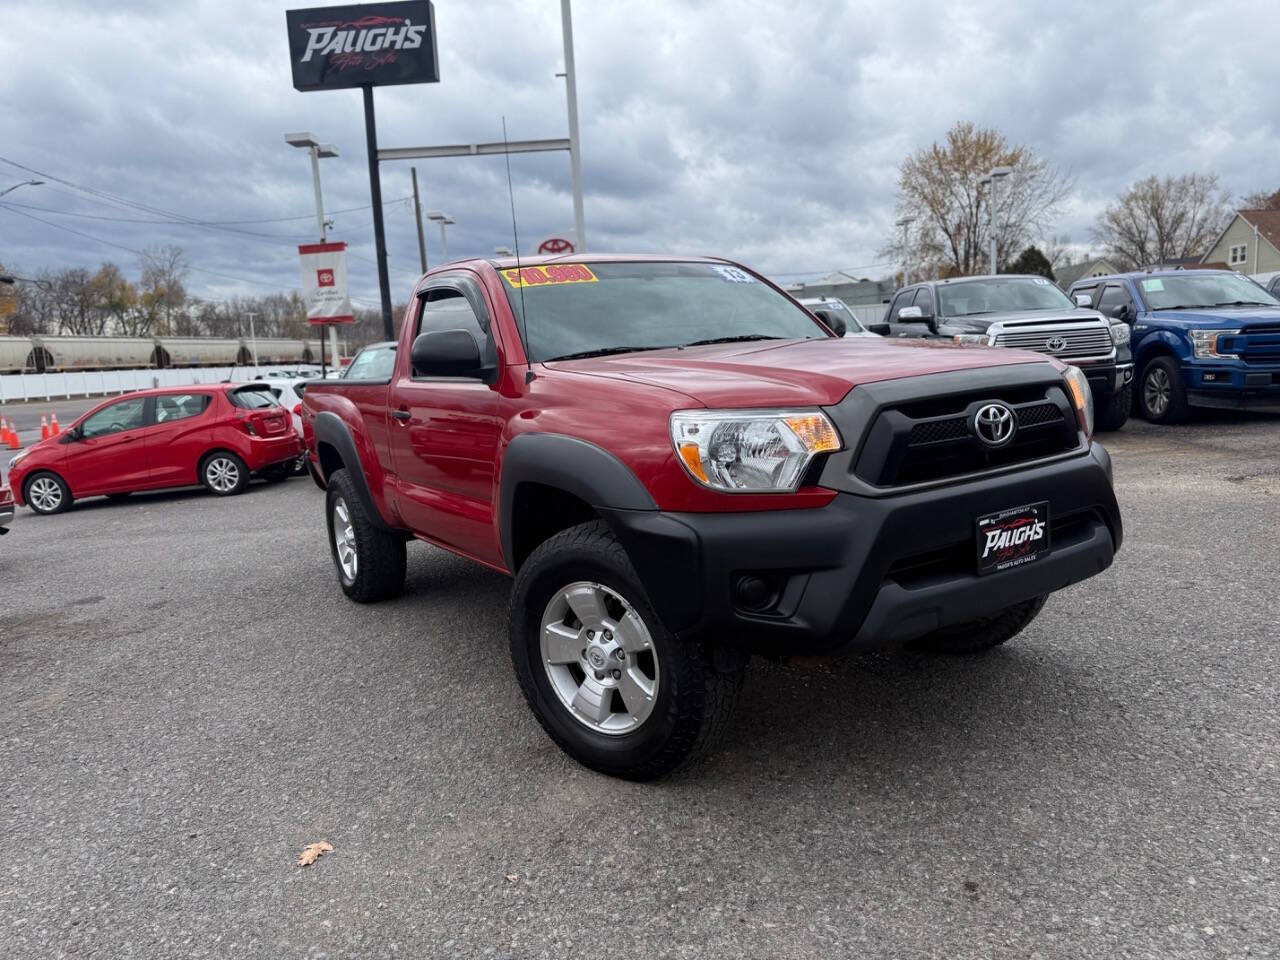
xmin=1045 ymin=335 xmax=1068 ymax=352
xmin=972 ymin=402 xmax=1017 ymax=448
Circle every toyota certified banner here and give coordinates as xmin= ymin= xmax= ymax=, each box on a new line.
xmin=299 ymin=242 xmax=355 ymax=324
xmin=285 ymin=1 xmax=439 ymax=91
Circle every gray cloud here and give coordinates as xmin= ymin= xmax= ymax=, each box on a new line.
xmin=2 ymin=0 xmax=1278 ymax=305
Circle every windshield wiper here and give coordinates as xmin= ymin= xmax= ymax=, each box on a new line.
xmin=1156 ymin=304 xmax=1216 ymax=310
xmin=681 ymin=334 xmax=787 ymax=347
xmin=545 ymin=345 xmax=672 ymax=362
xmin=1212 ymin=300 xmax=1273 ymax=308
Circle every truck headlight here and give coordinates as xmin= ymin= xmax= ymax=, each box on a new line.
xmin=1062 ymin=366 xmax=1094 ymax=438
xmin=1189 ymin=329 xmax=1240 ymax=359
xmin=1109 ymin=321 xmax=1130 ymax=347
xmin=952 ymin=334 xmax=990 ymax=346
xmin=670 ymin=410 xmax=841 ymax=493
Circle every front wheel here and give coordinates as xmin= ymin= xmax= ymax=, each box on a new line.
xmin=1095 ymin=383 xmax=1132 ymax=431
xmin=509 ymin=520 xmax=743 ymax=781
xmin=908 ymin=596 xmax=1047 ymax=654
xmin=25 ymin=471 xmax=72 ymax=515
xmin=325 ymin=469 xmax=406 ymax=603
xmin=1138 ymin=357 xmax=1189 ymax=424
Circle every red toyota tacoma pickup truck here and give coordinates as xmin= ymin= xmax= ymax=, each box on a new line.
xmin=302 ymin=255 xmax=1122 ymax=780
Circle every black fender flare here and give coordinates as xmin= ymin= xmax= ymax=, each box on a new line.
xmin=499 ymin=434 xmax=703 ymax=632
xmin=313 ymin=411 xmax=400 ymax=532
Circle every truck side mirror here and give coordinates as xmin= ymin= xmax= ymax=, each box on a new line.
xmin=898 ymin=305 xmax=924 ymax=321
xmin=815 ymin=310 xmax=847 ymax=338
xmin=868 ymin=322 xmax=891 ymax=336
xmin=1074 ymin=293 xmax=1092 ymax=307
xmin=1110 ymin=303 xmax=1132 ymax=322
xmin=410 ymin=329 xmax=493 ymax=380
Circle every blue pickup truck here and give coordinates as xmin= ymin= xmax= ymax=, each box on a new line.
xmin=1067 ymin=269 xmax=1280 ymax=423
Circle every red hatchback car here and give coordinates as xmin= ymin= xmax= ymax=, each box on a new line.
xmin=7 ymin=384 xmax=301 ymax=515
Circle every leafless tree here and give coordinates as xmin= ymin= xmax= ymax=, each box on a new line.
xmin=1091 ymin=174 xmax=1232 ymax=269
xmin=137 ymin=245 xmax=189 ymax=336
xmin=885 ymin=121 xmax=1073 ymax=277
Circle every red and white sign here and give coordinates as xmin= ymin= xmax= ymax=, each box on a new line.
xmin=537 ymin=236 xmax=575 ymax=255
xmin=298 ymin=241 xmax=354 ymax=324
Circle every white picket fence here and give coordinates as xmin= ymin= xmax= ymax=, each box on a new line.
xmin=0 ymin=366 xmax=326 ymax=403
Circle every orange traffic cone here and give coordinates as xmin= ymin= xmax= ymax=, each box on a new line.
xmin=40 ymin=415 xmax=50 ymax=441
xmin=5 ymin=420 xmax=17 ymax=451
xmin=0 ymin=418 xmax=9 ymax=446
xmin=51 ymin=413 xmax=60 ymax=436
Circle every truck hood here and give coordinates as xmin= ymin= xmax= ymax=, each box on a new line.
xmin=1147 ymin=306 xmax=1280 ymax=328
xmin=545 ymin=337 xmax=1053 ymax=408
xmin=937 ymin=308 xmax=1106 ymax=335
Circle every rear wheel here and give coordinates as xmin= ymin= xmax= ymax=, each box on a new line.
xmin=201 ymin=452 xmax=249 ymax=497
xmin=1138 ymin=357 xmax=1189 ymax=423
xmin=325 ymin=469 xmax=406 ymax=603
xmin=509 ymin=520 xmax=743 ymax=780
xmin=25 ymin=472 xmax=71 ymax=515
xmin=1095 ymin=383 xmax=1131 ymax=431
xmin=908 ymin=596 xmax=1047 ymax=654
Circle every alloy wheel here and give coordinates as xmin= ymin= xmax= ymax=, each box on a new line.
xmin=1144 ymin=367 xmax=1170 ymax=417
xmin=28 ymin=477 xmax=62 ymax=513
xmin=205 ymin=457 xmax=240 ymax=493
xmin=539 ymin=581 xmax=659 ymax=735
xmin=332 ymin=497 xmax=357 ymax=581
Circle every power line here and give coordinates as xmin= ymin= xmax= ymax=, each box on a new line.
xmin=0 ymin=193 xmax=413 ymax=227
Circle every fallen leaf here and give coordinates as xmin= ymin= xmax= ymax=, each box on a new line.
xmin=297 ymin=841 xmax=334 ymax=867
xmin=505 ymin=874 xmax=519 ymax=884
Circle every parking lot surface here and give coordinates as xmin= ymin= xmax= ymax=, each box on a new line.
xmin=2 ymin=414 xmax=1278 ymax=959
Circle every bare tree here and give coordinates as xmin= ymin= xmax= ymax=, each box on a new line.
xmin=137 ymin=245 xmax=189 ymax=336
xmin=1241 ymin=187 xmax=1280 ymax=210
xmin=885 ymin=121 xmax=1072 ymax=277
xmin=1091 ymin=174 xmax=1231 ymax=269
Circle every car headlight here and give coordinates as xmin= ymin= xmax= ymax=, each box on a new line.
xmin=1062 ymin=366 xmax=1094 ymax=438
xmin=1109 ymin=321 xmax=1130 ymax=347
xmin=670 ymin=410 xmax=842 ymax=493
xmin=1189 ymin=328 xmax=1240 ymax=359
xmin=952 ymin=334 xmax=990 ymax=346
xmin=7 ymin=450 xmax=28 ymax=471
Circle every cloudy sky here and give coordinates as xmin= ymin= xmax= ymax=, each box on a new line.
xmin=2 ymin=0 xmax=1278 ymax=306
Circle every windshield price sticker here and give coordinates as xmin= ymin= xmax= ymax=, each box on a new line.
xmin=713 ymin=265 xmax=756 ymax=283
xmin=501 ymin=264 xmax=598 ymax=288
xmin=1141 ymin=278 xmax=1164 ymax=292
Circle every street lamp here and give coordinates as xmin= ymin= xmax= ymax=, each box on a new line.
xmin=286 ymin=132 xmax=340 ymax=370
xmin=983 ymin=165 xmax=1013 ymax=274
xmin=894 ymin=215 xmax=916 ymax=285
xmin=0 ymin=179 xmax=44 ymax=199
xmin=494 ymin=246 xmax=513 ymax=256
xmin=427 ymin=211 xmax=455 ymax=261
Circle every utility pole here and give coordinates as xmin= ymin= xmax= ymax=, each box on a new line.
xmin=559 ymin=0 xmax=587 ymax=252
xmin=895 ymin=216 xmax=916 ymax=285
xmin=411 ymin=168 xmax=428 ymax=274
xmin=245 ymin=312 xmax=260 ymax=372
xmin=984 ymin=166 xmax=1012 ymax=274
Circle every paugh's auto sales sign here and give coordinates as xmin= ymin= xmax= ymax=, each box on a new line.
xmin=285 ymin=1 xmax=439 ymax=92
xmin=299 ymin=242 xmax=355 ymax=324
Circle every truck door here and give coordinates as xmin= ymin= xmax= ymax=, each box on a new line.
xmin=387 ymin=276 xmax=506 ymax=565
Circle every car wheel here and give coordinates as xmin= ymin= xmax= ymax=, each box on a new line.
xmin=1138 ymin=357 xmax=1189 ymax=424
xmin=24 ymin=471 xmax=72 ymax=516
xmin=509 ymin=520 xmax=744 ymax=781
xmin=908 ymin=596 xmax=1047 ymax=654
xmin=325 ymin=468 xmax=406 ymax=603
xmin=1095 ymin=383 xmax=1132 ymax=431
xmin=201 ymin=452 xmax=249 ymax=496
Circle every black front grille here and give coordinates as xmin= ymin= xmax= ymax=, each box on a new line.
xmin=854 ymin=385 xmax=1080 ymax=487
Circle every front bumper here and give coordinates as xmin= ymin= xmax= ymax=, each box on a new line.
xmin=1080 ymin=360 xmax=1132 ymax=400
xmin=1184 ymin=362 xmax=1280 ymax=412
xmin=607 ymin=445 xmax=1121 ymax=656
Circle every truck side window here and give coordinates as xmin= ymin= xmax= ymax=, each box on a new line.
xmin=886 ymin=290 xmax=914 ymax=321
xmin=1097 ymin=283 xmax=1135 ymax=320
xmin=418 ymin=288 xmax=489 ymax=343
xmin=912 ymin=287 xmax=935 ymax=317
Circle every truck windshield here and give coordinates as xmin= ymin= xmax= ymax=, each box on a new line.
xmin=938 ymin=277 xmax=1076 ymax=317
xmin=1136 ymin=273 xmax=1280 ymax=310
xmin=499 ymin=261 xmax=827 ymax=362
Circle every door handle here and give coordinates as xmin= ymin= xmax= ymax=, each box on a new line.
xmin=120 ymin=435 xmax=137 ymax=442
xmin=392 ymin=409 xmax=412 ymax=422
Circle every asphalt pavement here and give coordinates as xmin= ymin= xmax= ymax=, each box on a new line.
xmin=1 ymin=414 xmax=1278 ymax=958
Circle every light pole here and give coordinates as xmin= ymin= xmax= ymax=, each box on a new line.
xmin=427 ymin=212 xmax=455 ymax=261
xmin=245 ymin=311 xmax=260 ymax=373
xmin=983 ymin=165 xmax=1012 ymax=274
xmin=285 ymin=132 xmax=340 ymax=366
xmin=494 ymin=246 xmax=513 ymax=256
xmin=0 ymin=179 xmax=43 ymax=199
xmin=894 ymin=215 xmax=916 ymax=285
xmin=558 ymin=0 xmax=586 ymax=252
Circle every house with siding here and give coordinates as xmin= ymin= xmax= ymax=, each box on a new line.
xmin=1200 ymin=209 xmax=1280 ymax=276
xmin=1055 ymin=257 xmax=1124 ymax=290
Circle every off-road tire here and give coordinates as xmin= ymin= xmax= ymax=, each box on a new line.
xmin=908 ymin=595 xmax=1047 ymax=655
xmin=509 ymin=520 xmax=744 ymax=781
xmin=325 ymin=468 xmax=406 ymax=603
xmin=1095 ymin=383 xmax=1132 ymax=432
xmin=1138 ymin=356 xmax=1190 ymax=424
xmin=200 ymin=451 xmax=249 ymax=497
xmin=24 ymin=471 xmax=72 ymax=515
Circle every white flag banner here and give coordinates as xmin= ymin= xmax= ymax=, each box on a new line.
xmin=298 ymin=241 xmax=354 ymax=324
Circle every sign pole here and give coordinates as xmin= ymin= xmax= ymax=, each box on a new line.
xmin=363 ymin=85 xmax=395 ymax=340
